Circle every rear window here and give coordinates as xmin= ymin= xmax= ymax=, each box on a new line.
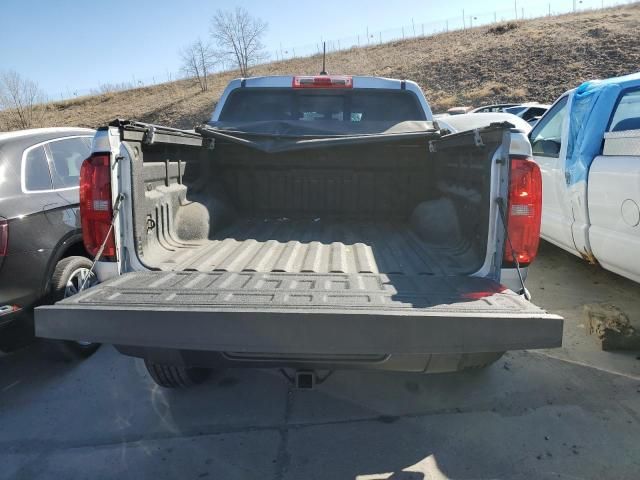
xmin=608 ymin=89 xmax=640 ymax=132
xmin=219 ymin=88 xmax=426 ymax=123
xmin=24 ymin=146 xmax=52 ymax=191
xmin=47 ymin=137 xmax=91 ymax=189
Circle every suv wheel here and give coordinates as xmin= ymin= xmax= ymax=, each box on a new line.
xmin=144 ymin=360 xmax=210 ymax=388
xmin=49 ymin=256 xmax=101 ymax=359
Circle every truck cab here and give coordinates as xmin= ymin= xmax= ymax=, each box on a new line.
xmin=530 ymin=72 xmax=640 ymax=282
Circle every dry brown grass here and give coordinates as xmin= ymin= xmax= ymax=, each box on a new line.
xmin=2 ymin=4 xmax=639 ymax=131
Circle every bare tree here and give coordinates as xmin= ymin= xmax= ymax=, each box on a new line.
xmin=210 ymin=7 xmax=268 ymax=77
xmin=180 ymin=38 xmax=217 ymax=92
xmin=0 ymin=70 xmax=47 ymax=130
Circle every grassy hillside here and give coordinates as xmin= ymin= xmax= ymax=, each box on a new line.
xmin=3 ymin=4 xmax=640 ymax=131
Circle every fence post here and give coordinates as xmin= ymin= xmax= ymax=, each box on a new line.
xmin=462 ymin=9 xmax=466 ymax=29
xmin=379 ymin=31 xmax=382 ymax=44
xmin=401 ymin=26 xmax=404 ymax=39
xmin=446 ymin=19 xmax=448 ymax=32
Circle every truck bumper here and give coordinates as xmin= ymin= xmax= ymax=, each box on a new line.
xmin=35 ymin=271 xmax=563 ymax=355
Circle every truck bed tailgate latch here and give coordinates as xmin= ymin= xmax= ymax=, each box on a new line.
xmin=143 ymin=126 xmax=156 ymax=145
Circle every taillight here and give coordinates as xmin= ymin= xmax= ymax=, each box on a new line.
xmin=80 ymin=153 xmax=116 ymax=260
xmin=0 ymin=219 xmax=7 ymax=257
xmin=292 ymin=75 xmax=353 ymax=88
xmin=503 ymin=156 xmax=542 ymax=267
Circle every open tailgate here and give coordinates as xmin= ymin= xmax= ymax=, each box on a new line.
xmin=35 ymin=271 xmax=562 ymax=354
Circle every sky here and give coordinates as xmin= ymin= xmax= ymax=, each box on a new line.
xmin=0 ymin=0 xmax=626 ymax=99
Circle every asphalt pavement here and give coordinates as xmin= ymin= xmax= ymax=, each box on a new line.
xmin=1 ymin=241 xmax=639 ymax=480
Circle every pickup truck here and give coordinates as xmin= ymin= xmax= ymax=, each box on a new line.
xmin=530 ymin=72 xmax=640 ymax=283
xmin=35 ymin=75 xmax=562 ymax=388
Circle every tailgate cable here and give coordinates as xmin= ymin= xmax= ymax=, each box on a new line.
xmin=496 ymin=198 xmax=531 ymax=301
xmin=79 ymin=193 xmax=125 ymax=291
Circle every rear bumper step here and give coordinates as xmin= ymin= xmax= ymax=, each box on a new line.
xmin=35 ymin=271 xmax=563 ymax=355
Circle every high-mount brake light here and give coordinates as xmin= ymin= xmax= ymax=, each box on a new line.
xmin=292 ymin=75 xmax=353 ymax=88
xmin=79 ymin=153 xmax=116 ymax=260
xmin=503 ymin=155 xmax=542 ymax=267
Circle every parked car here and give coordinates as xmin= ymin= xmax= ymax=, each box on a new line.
xmin=446 ymin=106 xmax=474 ymax=115
xmin=35 ymin=75 xmax=562 ymax=388
xmin=436 ymin=112 xmax=533 ymax=134
xmin=505 ymin=103 xmax=551 ymax=124
xmin=529 ymin=72 xmax=640 ymax=282
xmin=471 ymin=103 xmax=520 ymax=113
xmin=0 ymin=127 xmax=100 ymax=356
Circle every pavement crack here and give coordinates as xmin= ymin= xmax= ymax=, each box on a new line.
xmin=1 ymin=400 xmax=618 ymax=456
xmin=273 ymin=385 xmax=294 ymax=480
xmin=530 ymin=351 xmax=640 ymax=380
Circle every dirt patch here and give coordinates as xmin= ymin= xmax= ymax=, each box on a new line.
xmin=487 ymin=22 xmax=519 ymax=35
xmin=584 ymin=303 xmax=640 ymax=351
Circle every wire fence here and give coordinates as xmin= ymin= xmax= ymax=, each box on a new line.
xmin=52 ymin=0 xmax=637 ymax=101
xmin=268 ymin=0 xmax=636 ymax=61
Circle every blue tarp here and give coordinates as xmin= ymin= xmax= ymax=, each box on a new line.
xmin=566 ymin=71 xmax=640 ymax=185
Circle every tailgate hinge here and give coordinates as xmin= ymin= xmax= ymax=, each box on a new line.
xmin=473 ymin=129 xmax=485 ymax=147
xmin=143 ymin=126 xmax=156 ymax=145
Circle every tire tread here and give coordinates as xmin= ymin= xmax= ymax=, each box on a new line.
xmin=144 ymin=360 xmax=209 ymax=388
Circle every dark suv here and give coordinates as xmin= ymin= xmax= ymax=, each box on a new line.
xmin=0 ymin=128 xmax=99 ymax=356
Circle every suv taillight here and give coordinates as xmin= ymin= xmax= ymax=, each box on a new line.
xmin=80 ymin=153 xmax=116 ymax=260
xmin=0 ymin=219 xmax=7 ymax=257
xmin=503 ymin=156 xmax=542 ymax=267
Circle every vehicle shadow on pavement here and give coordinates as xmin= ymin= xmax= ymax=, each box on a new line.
xmin=150 ymin=350 xmax=639 ymax=480
xmin=0 ymin=340 xmax=80 ymax=397
xmin=2 ymin=343 xmax=639 ymax=479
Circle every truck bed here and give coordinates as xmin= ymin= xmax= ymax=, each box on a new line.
xmin=35 ymin=122 xmax=564 ymax=358
xmin=154 ymin=218 xmax=477 ymax=276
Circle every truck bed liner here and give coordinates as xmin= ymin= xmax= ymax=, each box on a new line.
xmin=154 ymin=218 xmax=476 ymax=276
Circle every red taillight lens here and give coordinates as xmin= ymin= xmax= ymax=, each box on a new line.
xmin=292 ymin=75 xmax=353 ymax=88
xmin=504 ymin=156 xmax=542 ymax=267
xmin=0 ymin=219 xmax=8 ymax=257
xmin=79 ymin=153 xmax=116 ymax=260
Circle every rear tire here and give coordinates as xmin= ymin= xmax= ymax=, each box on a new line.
xmin=48 ymin=256 xmax=100 ymax=359
xmin=144 ymin=360 xmax=210 ymax=388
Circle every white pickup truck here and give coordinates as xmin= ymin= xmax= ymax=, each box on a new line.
xmin=530 ymin=72 xmax=640 ymax=283
xmin=35 ymin=75 xmax=562 ymax=389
